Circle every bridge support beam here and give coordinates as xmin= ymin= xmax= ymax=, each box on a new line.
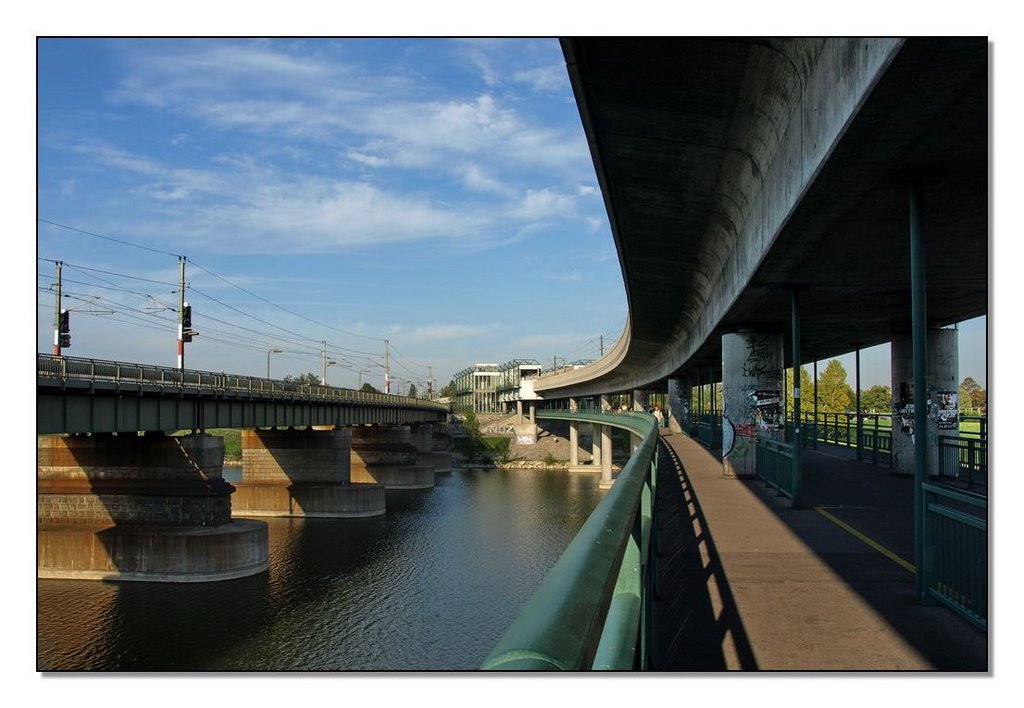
xmin=350 ymin=426 xmax=435 ymax=489
xmin=232 ymin=427 xmax=384 ymax=518
xmin=890 ymin=327 xmax=959 ymax=478
xmin=37 ymin=433 xmax=267 ymax=582
xmin=721 ymin=330 xmax=785 ymax=478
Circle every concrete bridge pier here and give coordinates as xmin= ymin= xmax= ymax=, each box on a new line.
xmin=666 ymin=377 xmax=687 ymax=434
xmin=410 ymin=423 xmax=453 ymax=475
xmin=350 ymin=426 xmax=435 ymax=489
xmin=37 ymin=432 xmax=268 ymax=582
xmin=232 ymin=427 xmax=384 ymax=518
xmin=721 ymin=329 xmax=785 ymax=478
xmin=598 ymin=395 xmax=615 ymax=489
xmin=890 ymin=327 xmax=959 ymax=477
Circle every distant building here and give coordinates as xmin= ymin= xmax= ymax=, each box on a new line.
xmin=450 ymin=359 xmax=542 ymax=414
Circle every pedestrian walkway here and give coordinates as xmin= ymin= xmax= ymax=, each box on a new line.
xmin=650 ymin=430 xmax=988 ymax=671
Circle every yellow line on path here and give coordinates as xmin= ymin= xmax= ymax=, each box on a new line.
xmin=813 ymin=506 xmax=916 ymax=574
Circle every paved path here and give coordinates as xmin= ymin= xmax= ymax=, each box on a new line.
xmin=650 ymin=430 xmax=987 ymax=671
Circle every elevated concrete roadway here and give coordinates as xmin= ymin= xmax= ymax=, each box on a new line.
xmin=536 ymin=38 xmax=987 ymax=399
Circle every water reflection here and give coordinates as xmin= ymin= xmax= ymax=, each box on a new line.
xmin=38 ymin=466 xmax=602 ymax=671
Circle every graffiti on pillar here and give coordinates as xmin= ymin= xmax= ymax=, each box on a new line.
xmin=722 ymin=417 xmax=735 ymax=456
xmin=741 ymin=334 xmax=776 ymax=379
xmin=935 ymin=391 xmax=959 ymax=430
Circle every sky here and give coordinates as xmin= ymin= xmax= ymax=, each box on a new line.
xmin=37 ymin=38 xmax=630 ymax=393
xmin=35 ymin=37 xmax=989 ymax=394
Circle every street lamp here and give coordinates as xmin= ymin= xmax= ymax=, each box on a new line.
xmin=358 ymin=368 xmax=371 ymax=389
xmin=266 ymin=348 xmax=282 ymax=378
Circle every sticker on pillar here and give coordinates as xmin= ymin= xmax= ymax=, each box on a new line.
xmin=897 ymin=382 xmax=914 ymax=438
xmin=753 ymin=390 xmax=782 ymax=431
xmin=936 ymin=391 xmax=959 ymax=431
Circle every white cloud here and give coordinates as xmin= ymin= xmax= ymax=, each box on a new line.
xmin=405 ymin=323 xmax=492 ymax=343
xmin=346 ymin=150 xmax=389 ymax=168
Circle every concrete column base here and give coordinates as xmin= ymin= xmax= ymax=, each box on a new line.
xmin=37 ymin=520 xmax=268 ymax=582
xmin=231 ymin=482 xmax=385 ymax=518
xmin=38 ymin=433 xmax=267 ymax=583
xmin=598 ymin=478 xmax=616 ymax=490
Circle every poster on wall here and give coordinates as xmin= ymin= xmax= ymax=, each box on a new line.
xmin=897 ymin=381 xmax=914 ymax=438
xmin=936 ymin=390 xmax=959 ymax=430
xmin=753 ymin=390 xmax=781 ymax=431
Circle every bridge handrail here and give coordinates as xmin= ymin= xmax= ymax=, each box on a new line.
xmin=482 ymin=409 xmax=658 ymax=670
xmin=37 ymin=354 xmax=448 ymax=412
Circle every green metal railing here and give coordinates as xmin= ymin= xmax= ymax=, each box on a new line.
xmin=693 ymin=414 xmax=721 ymax=449
xmin=937 ymin=436 xmax=988 ymax=493
xmin=482 ymin=410 xmax=659 ymax=670
xmin=755 ymin=435 xmax=796 ymax=499
xmin=922 ymin=482 xmax=987 ymax=629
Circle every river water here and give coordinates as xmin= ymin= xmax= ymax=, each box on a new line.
xmin=36 ymin=466 xmax=604 ymax=671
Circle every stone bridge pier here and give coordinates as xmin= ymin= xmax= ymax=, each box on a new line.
xmin=37 ymin=432 xmax=267 ymax=582
xmin=350 ymin=426 xmax=435 ymax=489
xmin=232 ymin=427 xmax=385 ymax=518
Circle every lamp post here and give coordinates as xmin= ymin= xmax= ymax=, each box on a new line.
xmin=358 ymin=368 xmax=370 ymax=389
xmin=266 ymin=348 xmax=282 ymax=378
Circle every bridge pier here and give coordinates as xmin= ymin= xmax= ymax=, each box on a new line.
xmin=232 ymin=427 xmax=384 ymax=518
xmin=890 ymin=327 xmax=959 ymax=477
xmin=37 ymin=433 xmax=267 ymax=583
xmin=410 ymin=423 xmax=454 ymax=475
xmin=721 ymin=329 xmax=785 ymax=478
xmin=350 ymin=426 xmax=435 ymax=489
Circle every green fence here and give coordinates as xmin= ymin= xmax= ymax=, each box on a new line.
xmin=755 ymin=436 xmax=796 ymax=499
xmin=937 ymin=436 xmax=988 ymax=493
xmin=482 ymin=410 xmax=659 ymax=670
xmin=693 ymin=414 xmax=721 ymax=449
xmin=922 ymin=482 xmax=987 ymax=630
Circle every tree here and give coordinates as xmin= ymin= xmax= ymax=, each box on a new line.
xmin=440 ymin=381 xmax=457 ymax=398
xmin=360 ymin=382 xmax=381 ymax=394
xmin=860 ymin=385 xmax=893 ymax=414
xmin=458 ymin=410 xmax=488 ymax=461
xmin=959 ymin=377 xmax=983 ymax=413
xmin=407 ymin=383 xmax=418 ymax=398
xmin=818 ymin=359 xmax=853 ymax=413
xmin=284 ymin=372 xmax=322 ymax=386
xmin=785 ymin=366 xmax=815 ymax=420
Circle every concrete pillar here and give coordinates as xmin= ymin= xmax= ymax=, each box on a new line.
xmin=350 ymin=426 xmax=435 ymax=489
xmin=37 ymin=433 xmax=268 ymax=582
xmin=599 ymin=423 xmax=614 ymax=489
xmin=233 ymin=427 xmax=384 ymax=518
xmin=516 ymin=400 xmax=523 ymax=424
xmin=409 ymin=423 xmax=452 ymax=475
xmin=591 ymin=424 xmax=602 ymax=467
xmin=529 ymin=403 xmax=536 ymax=424
xmin=667 ymin=377 xmax=687 ymax=434
xmin=721 ymin=330 xmax=785 ymax=478
xmin=891 ymin=328 xmax=959 ymax=477
xmin=633 ymin=389 xmax=648 ymax=411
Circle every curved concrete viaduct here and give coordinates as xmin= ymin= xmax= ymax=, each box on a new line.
xmin=535 ymin=37 xmax=987 ymax=400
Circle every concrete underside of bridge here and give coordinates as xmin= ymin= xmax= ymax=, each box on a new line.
xmin=350 ymin=426 xmax=436 ymax=490
xmin=537 ymin=37 xmax=987 ymax=399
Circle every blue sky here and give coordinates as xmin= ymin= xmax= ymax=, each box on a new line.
xmin=36 ymin=37 xmax=988 ymax=393
xmin=37 ymin=38 xmax=628 ymax=392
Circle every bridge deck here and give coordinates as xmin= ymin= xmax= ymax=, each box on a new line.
xmin=650 ymin=430 xmax=987 ymax=671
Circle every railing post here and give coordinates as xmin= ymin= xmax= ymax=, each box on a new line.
xmin=910 ymin=175 xmax=928 ymax=602
xmin=790 ymin=287 xmax=802 ymax=508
